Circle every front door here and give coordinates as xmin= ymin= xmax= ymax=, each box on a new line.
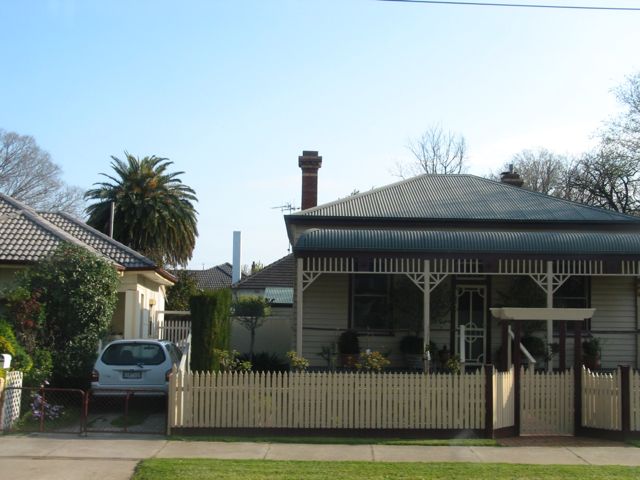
xmin=455 ymin=285 xmax=487 ymax=366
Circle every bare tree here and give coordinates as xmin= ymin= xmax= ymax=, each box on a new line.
xmin=493 ymin=148 xmax=570 ymax=197
xmin=394 ymin=124 xmax=468 ymax=177
xmin=564 ymin=73 xmax=640 ymax=214
xmin=566 ymin=148 xmax=640 ymax=214
xmin=0 ymin=129 xmax=85 ymax=216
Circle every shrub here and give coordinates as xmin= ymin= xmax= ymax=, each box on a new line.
xmin=0 ymin=319 xmax=32 ymax=373
xmin=213 ymin=349 xmax=251 ymax=372
xmin=190 ymin=289 xmax=232 ymax=371
xmin=240 ymin=351 xmax=287 ymax=372
xmin=25 ymin=244 xmax=119 ymax=387
xmin=338 ymin=330 xmax=359 ymax=355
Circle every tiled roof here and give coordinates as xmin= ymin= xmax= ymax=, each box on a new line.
xmin=234 ymin=254 xmax=295 ymax=289
xmin=288 ymin=175 xmax=640 ymax=224
xmin=0 ymin=193 xmax=106 ymax=263
xmin=40 ymin=212 xmax=155 ymax=269
xmin=0 ymin=193 xmax=171 ymax=281
xmin=173 ymin=263 xmax=233 ymax=290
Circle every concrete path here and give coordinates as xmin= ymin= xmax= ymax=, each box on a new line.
xmin=1 ymin=434 xmax=640 ymax=480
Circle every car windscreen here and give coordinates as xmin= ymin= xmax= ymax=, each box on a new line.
xmin=101 ymin=343 xmax=166 ymax=366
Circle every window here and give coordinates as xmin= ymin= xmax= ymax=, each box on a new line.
xmin=351 ymin=275 xmax=423 ymax=331
xmin=101 ymin=342 xmax=166 ymax=366
xmin=553 ymin=276 xmax=590 ymax=331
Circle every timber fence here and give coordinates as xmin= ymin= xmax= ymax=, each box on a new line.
xmin=169 ymin=368 xmax=496 ymax=432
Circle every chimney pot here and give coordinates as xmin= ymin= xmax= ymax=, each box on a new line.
xmin=299 ymin=150 xmax=322 ymax=210
xmin=500 ymin=165 xmax=524 ymax=188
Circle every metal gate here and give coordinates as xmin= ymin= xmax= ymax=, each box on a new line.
xmin=1 ymin=387 xmax=167 ymax=434
xmin=520 ymin=367 xmax=574 ymax=435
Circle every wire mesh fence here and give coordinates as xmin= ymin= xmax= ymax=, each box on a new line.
xmin=85 ymin=389 xmax=167 ymax=434
xmin=1 ymin=387 xmax=85 ymax=434
xmin=0 ymin=387 xmax=167 ymax=434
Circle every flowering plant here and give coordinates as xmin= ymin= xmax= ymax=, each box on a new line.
xmin=30 ymin=386 xmax=64 ymax=421
xmin=355 ymin=350 xmax=390 ymax=373
xmin=286 ymin=351 xmax=309 ymax=372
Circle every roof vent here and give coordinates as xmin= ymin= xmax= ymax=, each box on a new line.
xmin=500 ymin=164 xmax=524 ymax=188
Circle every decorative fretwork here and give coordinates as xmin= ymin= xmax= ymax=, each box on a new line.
xmin=430 ymin=258 xmax=482 ymax=275
xmin=499 ymin=259 xmax=546 ymax=275
xmin=373 ymin=258 xmax=423 ymax=274
xmin=303 ymin=257 xmax=356 ymax=273
xmin=554 ymin=260 xmax=603 ymax=275
xmin=621 ymin=261 xmax=640 ymax=276
xmin=529 ymin=272 xmax=570 ymax=294
xmin=499 ymin=259 xmax=603 ymax=276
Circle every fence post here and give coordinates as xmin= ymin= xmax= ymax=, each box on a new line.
xmin=574 ymin=366 xmax=583 ymax=436
xmin=574 ymin=321 xmax=583 ymax=436
xmin=485 ymin=364 xmax=494 ymax=438
xmin=620 ymin=365 xmax=631 ymax=437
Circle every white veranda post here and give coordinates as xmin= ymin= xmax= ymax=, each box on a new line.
xmin=423 ymin=260 xmax=430 ymax=356
xmin=296 ymin=258 xmax=304 ymax=356
xmin=546 ymin=260 xmax=554 ymax=372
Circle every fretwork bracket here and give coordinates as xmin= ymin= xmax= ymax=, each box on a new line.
xmin=529 ymin=273 xmax=570 ymax=295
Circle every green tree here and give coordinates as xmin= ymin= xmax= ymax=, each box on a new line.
xmin=190 ymin=290 xmax=232 ymax=371
xmin=26 ymin=243 xmax=119 ymax=386
xmin=166 ymin=271 xmax=201 ymax=311
xmin=232 ymin=296 xmax=272 ymax=360
xmin=85 ymin=152 xmax=198 ymax=267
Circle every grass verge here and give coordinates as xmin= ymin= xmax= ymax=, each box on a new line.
xmin=169 ymin=435 xmax=498 ymax=446
xmin=133 ymin=459 xmax=640 ymax=480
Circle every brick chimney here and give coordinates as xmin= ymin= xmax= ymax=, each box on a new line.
xmin=298 ymin=150 xmax=322 ymax=210
xmin=500 ymin=164 xmax=524 ymax=188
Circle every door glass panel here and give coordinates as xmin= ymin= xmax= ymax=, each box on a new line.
xmin=456 ymin=286 xmax=486 ymax=366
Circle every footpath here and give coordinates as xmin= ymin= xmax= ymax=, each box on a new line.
xmin=1 ymin=434 xmax=640 ymax=480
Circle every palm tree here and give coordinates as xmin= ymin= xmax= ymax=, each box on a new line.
xmin=85 ymin=153 xmax=198 ymax=267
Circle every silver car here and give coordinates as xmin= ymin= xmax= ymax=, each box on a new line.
xmin=91 ymin=339 xmax=182 ymax=394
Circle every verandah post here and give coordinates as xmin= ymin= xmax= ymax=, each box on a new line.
xmin=296 ymin=257 xmax=304 ymax=356
xmin=423 ymin=259 xmax=431 ymax=371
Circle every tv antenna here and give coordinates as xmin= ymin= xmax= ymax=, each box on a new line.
xmin=272 ymin=202 xmax=298 ymax=214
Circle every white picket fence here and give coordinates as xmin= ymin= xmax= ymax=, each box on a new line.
xmin=582 ymin=367 xmax=621 ymax=431
xmin=493 ymin=367 xmax=514 ymax=430
xmin=169 ymin=369 xmax=486 ymax=430
xmin=158 ymin=318 xmax=191 ymax=345
xmin=520 ymin=367 xmax=574 ymax=435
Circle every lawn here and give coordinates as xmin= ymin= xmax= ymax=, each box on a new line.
xmin=169 ymin=435 xmax=498 ymax=446
xmin=133 ymin=459 xmax=640 ymax=480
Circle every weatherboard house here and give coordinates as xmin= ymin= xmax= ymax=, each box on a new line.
xmin=285 ymin=151 xmax=640 ymax=370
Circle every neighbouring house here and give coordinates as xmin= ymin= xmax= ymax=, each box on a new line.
xmin=231 ymin=254 xmax=295 ymax=357
xmin=284 ymin=151 xmax=640 ymax=370
xmin=171 ymin=263 xmax=234 ymax=291
xmin=0 ymin=192 xmax=175 ymax=340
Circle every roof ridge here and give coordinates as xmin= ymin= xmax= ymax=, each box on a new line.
xmin=294 ymin=174 xmax=430 ymax=215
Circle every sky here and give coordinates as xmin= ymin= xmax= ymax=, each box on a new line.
xmin=1 ymin=0 xmax=639 ymax=270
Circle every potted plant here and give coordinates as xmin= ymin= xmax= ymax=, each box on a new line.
xmin=399 ymin=335 xmax=423 ymax=370
xmin=338 ymin=329 xmax=359 ymax=368
xmin=582 ymin=336 xmax=602 ymax=370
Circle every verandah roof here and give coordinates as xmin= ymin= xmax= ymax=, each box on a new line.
xmin=295 ymin=228 xmax=640 ymax=256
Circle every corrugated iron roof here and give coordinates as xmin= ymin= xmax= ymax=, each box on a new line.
xmin=295 ymin=228 xmax=640 ymax=256
xmin=289 ymin=175 xmax=640 ymax=223
xmin=265 ymin=287 xmax=293 ymax=305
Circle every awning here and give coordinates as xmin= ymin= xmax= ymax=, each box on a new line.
xmin=295 ymin=228 xmax=640 ymax=256
xmin=490 ymin=307 xmax=596 ymax=321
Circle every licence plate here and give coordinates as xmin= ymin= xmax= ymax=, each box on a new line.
xmin=123 ymin=371 xmax=142 ymax=379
